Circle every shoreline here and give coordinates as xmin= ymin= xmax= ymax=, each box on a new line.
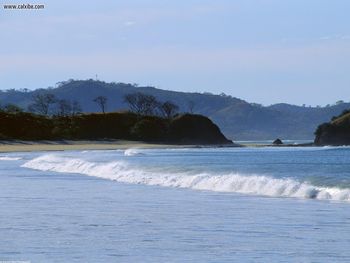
xmin=0 ymin=140 xmax=180 ymax=153
xmin=0 ymin=140 xmax=319 ymax=153
xmin=240 ymin=142 xmax=315 ymax=147
xmin=0 ymin=140 xmax=239 ymax=153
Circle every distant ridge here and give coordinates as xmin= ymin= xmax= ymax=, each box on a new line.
xmin=1 ymin=79 xmax=349 ymax=140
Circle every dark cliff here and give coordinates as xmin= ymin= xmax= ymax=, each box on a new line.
xmin=314 ymin=111 xmax=350 ymax=145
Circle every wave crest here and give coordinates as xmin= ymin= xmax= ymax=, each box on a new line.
xmin=22 ymin=154 xmax=350 ymax=201
xmin=124 ymin=148 xmax=145 ymax=156
xmin=0 ymin=156 xmax=22 ymax=161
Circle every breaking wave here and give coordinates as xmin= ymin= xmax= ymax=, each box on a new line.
xmin=0 ymin=156 xmax=22 ymax=161
xmin=124 ymin=148 xmax=145 ymax=156
xmin=22 ymin=154 xmax=350 ymax=202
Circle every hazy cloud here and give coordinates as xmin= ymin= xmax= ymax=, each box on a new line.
xmin=124 ymin=21 xmax=136 ymax=27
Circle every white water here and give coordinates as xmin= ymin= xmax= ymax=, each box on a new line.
xmin=0 ymin=156 xmax=22 ymax=161
xmin=22 ymin=154 xmax=350 ymax=201
xmin=124 ymin=148 xmax=145 ymax=156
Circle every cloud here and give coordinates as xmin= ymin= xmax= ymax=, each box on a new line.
xmin=340 ymin=35 xmax=350 ymax=40
xmin=1 ymin=41 xmax=349 ymax=75
xmin=320 ymin=34 xmax=350 ymax=41
xmin=124 ymin=21 xmax=136 ymax=27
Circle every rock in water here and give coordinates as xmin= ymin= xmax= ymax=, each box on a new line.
xmin=273 ymin=138 xmax=283 ymax=145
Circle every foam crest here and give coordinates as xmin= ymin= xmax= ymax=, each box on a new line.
xmin=124 ymin=148 xmax=145 ymax=156
xmin=0 ymin=156 xmax=22 ymax=161
xmin=22 ymin=154 xmax=350 ymax=201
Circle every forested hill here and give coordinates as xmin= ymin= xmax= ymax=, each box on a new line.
xmin=0 ymin=111 xmax=233 ymax=145
xmin=1 ymin=79 xmax=349 ymax=140
xmin=314 ymin=110 xmax=350 ymax=146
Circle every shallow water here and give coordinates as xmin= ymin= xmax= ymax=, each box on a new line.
xmin=1 ymin=147 xmax=350 ymax=262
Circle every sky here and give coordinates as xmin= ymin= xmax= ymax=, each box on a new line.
xmin=1 ymin=0 xmax=350 ymax=106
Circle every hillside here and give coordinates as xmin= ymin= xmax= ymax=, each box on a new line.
xmin=1 ymin=79 xmax=350 ymax=140
xmin=314 ymin=111 xmax=350 ymax=145
xmin=0 ymin=111 xmax=232 ymax=145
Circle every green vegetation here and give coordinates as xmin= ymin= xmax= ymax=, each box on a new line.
xmin=2 ymin=79 xmax=349 ymax=140
xmin=314 ymin=110 xmax=350 ymax=145
xmin=93 ymin=96 xmax=108 ymax=114
xmin=0 ymin=110 xmax=232 ymax=144
xmin=0 ymin=92 xmax=231 ymax=144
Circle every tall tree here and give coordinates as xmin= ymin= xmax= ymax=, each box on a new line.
xmin=71 ymin=100 xmax=82 ymax=116
xmin=28 ymin=93 xmax=57 ymax=115
xmin=3 ymin=104 xmax=23 ymax=114
xmin=56 ymin=99 xmax=72 ymax=117
xmin=124 ymin=92 xmax=160 ymax=116
xmin=54 ymin=99 xmax=82 ymax=117
xmin=93 ymin=96 xmax=108 ymax=114
xmin=161 ymin=101 xmax=179 ymax=119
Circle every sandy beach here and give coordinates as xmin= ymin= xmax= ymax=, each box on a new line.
xmin=0 ymin=140 xmax=184 ymax=153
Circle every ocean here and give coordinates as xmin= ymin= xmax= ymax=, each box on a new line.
xmin=1 ymin=146 xmax=350 ymax=262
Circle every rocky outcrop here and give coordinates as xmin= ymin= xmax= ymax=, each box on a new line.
xmin=314 ymin=111 xmax=350 ymax=145
xmin=168 ymin=114 xmax=233 ymax=145
xmin=273 ymin=138 xmax=283 ymax=145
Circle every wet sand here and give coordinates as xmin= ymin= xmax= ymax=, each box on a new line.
xmin=0 ymin=140 xmax=182 ymax=153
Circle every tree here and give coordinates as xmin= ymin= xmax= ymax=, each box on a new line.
xmin=28 ymin=93 xmax=57 ymax=115
xmin=131 ymin=118 xmax=166 ymax=140
xmin=161 ymin=101 xmax=179 ymax=119
xmin=93 ymin=96 xmax=108 ymax=113
xmin=251 ymin=103 xmax=263 ymax=108
xmin=56 ymin=99 xmax=72 ymax=116
xmin=71 ymin=100 xmax=82 ymax=116
xmin=3 ymin=104 xmax=23 ymax=114
xmin=124 ymin=92 xmax=160 ymax=116
xmin=54 ymin=99 xmax=82 ymax=117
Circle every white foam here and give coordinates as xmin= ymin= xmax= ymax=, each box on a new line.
xmin=22 ymin=154 xmax=350 ymax=202
xmin=124 ymin=148 xmax=145 ymax=156
xmin=0 ymin=156 xmax=22 ymax=161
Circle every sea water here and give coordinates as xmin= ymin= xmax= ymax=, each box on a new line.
xmin=1 ymin=147 xmax=350 ymax=262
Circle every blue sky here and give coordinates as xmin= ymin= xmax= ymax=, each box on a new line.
xmin=1 ymin=0 xmax=350 ymax=105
